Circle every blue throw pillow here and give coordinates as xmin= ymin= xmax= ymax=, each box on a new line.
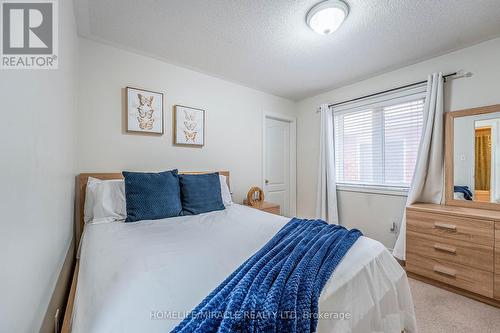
xmin=122 ymin=170 xmax=182 ymax=222
xmin=179 ymin=173 xmax=225 ymax=215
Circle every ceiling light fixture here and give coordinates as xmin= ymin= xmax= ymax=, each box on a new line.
xmin=306 ymin=0 xmax=349 ymax=35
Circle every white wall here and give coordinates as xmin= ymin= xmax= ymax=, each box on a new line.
xmin=297 ymin=38 xmax=500 ymax=248
xmin=77 ymin=39 xmax=296 ymax=204
xmin=0 ymin=1 xmax=78 ymax=332
xmin=454 ymin=117 xmax=475 ymax=189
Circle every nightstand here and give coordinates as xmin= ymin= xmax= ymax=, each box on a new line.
xmin=243 ymin=200 xmax=281 ymax=215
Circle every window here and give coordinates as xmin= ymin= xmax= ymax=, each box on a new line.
xmin=334 ymin=86 xmax=425 ymax=189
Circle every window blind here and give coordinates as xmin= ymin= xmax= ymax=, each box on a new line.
xmin=334 ymin=91 xmax=425 ymax=189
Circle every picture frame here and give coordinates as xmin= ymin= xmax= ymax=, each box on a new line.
xmin=174 ymin=105 xmax=205 ymax=146
xmin=126 ymin=86 xmax=164 ymax=134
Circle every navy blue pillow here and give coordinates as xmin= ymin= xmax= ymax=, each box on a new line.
xmin=122 ymin=170 xmax=182 ymax=222
xmin=179 ymin=173 xmax=225 ymax=215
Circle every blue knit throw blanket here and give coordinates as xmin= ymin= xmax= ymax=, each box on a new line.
xmin=171 ymin=218 xmax=362 ymax=333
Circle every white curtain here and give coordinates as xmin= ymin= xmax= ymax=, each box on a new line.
xmin=393 ymin=72 xmax=445 ymax=260
xmin=316 ymin=104 xmax=339 ymax=224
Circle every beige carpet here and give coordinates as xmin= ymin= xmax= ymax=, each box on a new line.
xmin=409 ymin=278 xmax=500 ymax=333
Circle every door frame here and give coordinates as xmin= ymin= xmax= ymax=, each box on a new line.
xmin=262 ymin=111 xmax=297 ymax=217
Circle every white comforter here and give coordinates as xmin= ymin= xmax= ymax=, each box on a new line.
xmin=73 ymin=204 xmax=417 ymax=333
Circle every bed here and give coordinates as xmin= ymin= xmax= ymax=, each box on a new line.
xmin=62 ymin=172 xmax=417 ymax=333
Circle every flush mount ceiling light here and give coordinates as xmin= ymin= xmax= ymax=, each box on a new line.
xmin=306 ymin=0 xmax=349 ymax=35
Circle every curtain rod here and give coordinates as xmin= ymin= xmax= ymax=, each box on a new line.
xmin=322 ymin=70 xmax=472 ymax=110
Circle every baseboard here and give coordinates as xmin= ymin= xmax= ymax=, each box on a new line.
xmin=39 ymin=238 xmax=76 ymax=333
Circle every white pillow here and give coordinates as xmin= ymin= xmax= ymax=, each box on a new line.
xmin=84 ymin=177 xmax=126 ymax=224
xmin=219 ymin=175 xmax=232 ymax=206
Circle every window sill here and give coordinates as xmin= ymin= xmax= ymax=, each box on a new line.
xmin=336 ymin=184 xmax=409 ymax=197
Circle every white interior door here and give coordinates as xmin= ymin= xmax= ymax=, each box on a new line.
xmin=264 ymin=117 xmax=291 ymax=216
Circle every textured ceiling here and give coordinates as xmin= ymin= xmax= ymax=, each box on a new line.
xmin=76 ymin=0 xmax=500 ymax=100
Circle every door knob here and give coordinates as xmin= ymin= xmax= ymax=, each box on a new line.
xmin=265 ymin=179 xmax=269 ymax=185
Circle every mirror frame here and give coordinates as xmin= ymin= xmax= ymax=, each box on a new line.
xmin=445 ymin=104 xmax=500 ymax=211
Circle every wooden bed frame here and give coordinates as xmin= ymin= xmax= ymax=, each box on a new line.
xmin=61 ymin=171 xmax=230 ymax=333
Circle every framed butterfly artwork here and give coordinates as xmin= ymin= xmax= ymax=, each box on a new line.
xmin=126 ymin=86 xmax=164 ymax=134
xmin=174 ymin=105 xmax=205 ymax=146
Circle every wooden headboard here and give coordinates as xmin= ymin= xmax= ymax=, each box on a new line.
xmin=74 ymin=171 xmax=230 ymax=253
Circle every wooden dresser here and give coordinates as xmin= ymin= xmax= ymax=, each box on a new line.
xmin=406 ymin=203 xmax=500 ymax=306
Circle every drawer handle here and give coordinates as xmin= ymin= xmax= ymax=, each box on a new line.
xmin=434 ymin=222 xmax=457 ymax=231
xmin=433 ymin=265 xmax=456 ymax=277
xmin=433 ymin=243 xmax=457 ymax=254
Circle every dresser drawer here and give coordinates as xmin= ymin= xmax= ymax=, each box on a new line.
xmin=407 ymin=253 xmax=493 ymax=298
xmin=407 ymin=231 xmax=493 ymax=272
xmin=407 ymin=209 xmax=494 ymax=246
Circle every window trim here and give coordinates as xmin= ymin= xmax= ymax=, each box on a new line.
xmin=333 ymin=83 xmax=427 ymax=113
xmin=336 ymin=183 xmax=409 ymax=197
xmin=333 ymin=84 xmax=427 ymax=192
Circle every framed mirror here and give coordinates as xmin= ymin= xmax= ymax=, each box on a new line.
xmin=445 ymin=104 xmax=500 ymax=211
